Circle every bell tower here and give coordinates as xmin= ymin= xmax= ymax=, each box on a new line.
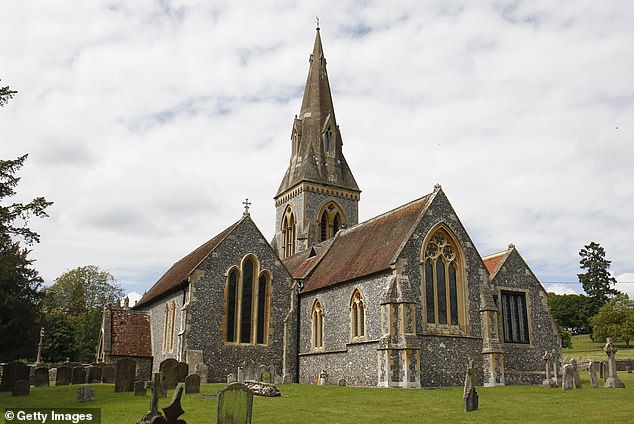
xmin=274 ymin=25 xmax=361 ymax=258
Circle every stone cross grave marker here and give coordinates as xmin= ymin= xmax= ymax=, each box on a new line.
xmin=34 ymin=367 xmax=49 ymax=387
xmin=184 ymin=374 xmax=200 ymax=394
xmin=604 ymin=338 xmax=625 ymax=388
xmin=12 ymin=380 xmax=30 ymax=397
xmin=115 ymin=358 xmax=137 ymax=392
xmin=160 ymin=358 xmax=179 ymax=389
xmin=463 ymin=360 xmax=478 ymax=412
xmin=1 ymin=362 xmax=30 ymax=392
xmin=137 ymin=373 xmax=162 ymax=424
xmin=150 ymin=385 xmax=187 ymax=424
xmin=562 ymin=364 xmax=574 ymax=390
xmin=56 ymin=366 xmax=72 ymax=386
xmin=542 ymin=351 xmax=556 ymax=388
xmin=216 ymin=382 xmax=253 ymax=424
xmin=77 ymin=386 xmax=96 ymax=403
xmin=102 ymin=366 xmax=115 ymax=384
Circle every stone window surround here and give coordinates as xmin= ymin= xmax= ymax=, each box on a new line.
xmin=281 ymin=204 xmax=297 ymax=258
xmin=497 ymin=286 xmax=534 ymax=348
xmin=317 ymin=201 xmax=345 ymax=242
xmin=311 ymin=298 xmax=325 ymax=351
xmin=349 ymin=289 xmax=367 ymax=342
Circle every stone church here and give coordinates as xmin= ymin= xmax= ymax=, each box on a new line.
xmin=106 ymin=27 xmax=561 ymax=388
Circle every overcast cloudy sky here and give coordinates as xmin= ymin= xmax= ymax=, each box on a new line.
xmin=2 ymin=0 xmax=633 ymax=303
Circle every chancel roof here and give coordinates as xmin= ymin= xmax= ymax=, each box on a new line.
xmin=292 ymin=193 xmax=434 ymax=293
xmin=482 ymin=245 xmax=515 ymax=280
xmin=134 ymin=217 xmax=243 ymax=308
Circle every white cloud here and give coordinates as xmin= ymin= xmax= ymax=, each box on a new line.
xmin=615 ymin=273 xmax=634 ymax=299
xmin=2 ymin=1 xmax=633 ymax=298
xmin=544 ymin=283 xmax=580 ymax=296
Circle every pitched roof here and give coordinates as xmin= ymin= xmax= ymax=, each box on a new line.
xmin=282 ymin=238 xmax=335 ymax=280
xmin=110 ymin=310 xmax=152 ymax=357
xmin=482 ymin=244 xmax=515 ymax=279
xmin=134 ymin=217 xmax=243 ymax=308
xmin=300 ymin=193 xmax=434 ymax=293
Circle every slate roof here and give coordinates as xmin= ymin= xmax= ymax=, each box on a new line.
xmin=110 ymin=310 xmax=152 ymax=357
xmin=295 ymin=193 xmax=434 ymax=293
xmin=134 ymin=217 xmax=243 ymax=309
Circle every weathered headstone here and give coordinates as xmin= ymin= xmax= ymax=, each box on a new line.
xmin=49 ymin=368 xmax=57 ymax=386
xmin=135 ymin=380 xmax=147 ymax=396
xmin=589 ymin=361 xmax=599 ymax=388
xmin=159 ymin=358 xmax=179 ymax=389
xmin=177 ymin=362 xmax=189 ymax=383
xmin=77 ymin=386 xmax=96 ymax=403
xmin=463 ymin=360 xmax=478 ymax=412
xmin=604 ymin=338 xmax=625 ymax=388
xmin=86 ymin=366 xmax=103 ymax=383
xmin=552 ymin=350 xmax=559 ymax=385
xmin=34 ymin=367 xmax=50 ymax=387
xmin=542 ymin=351 xmax=556 ymax=388
xmin=56 ymin=366 xmax=72 ymax=386
xmin=115 ymin=358 xmax=137 ymax=392
xmin=72 ymin=366 xmax=86 ymax=385
xmin=260 ymin=371 xmax=272 ymax=384
xmin=338 ymin=379 xmax=347 ymax=387
xmin=1 ymin=362 xmax=31 ymax=392
xmin=227 ymin=373 xmax=237 ymax=384
xmin=571 ymin=359 xmax=581 ymax=389
xmin=562 ymin=364 xmax=574 ymax=390
xmin=137 ymin=373 xmax=162 ymax=424
xmin=12 ymin=380 xmax=30 ymax=396
xmin=102 ymin=366 xmax=115 ymax=383
xmin=184 ymin=374 xmax=200 ymax=394
xmin=317 ymin=370 xmax=328 ymax=385
xmin=216 ymin=382 xmax=253 ymax=424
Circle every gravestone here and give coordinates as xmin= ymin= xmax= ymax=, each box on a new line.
xmin=227 ymin=373 xmax=237 ymax=384
xmin=571 ymin=359 xmax=581 ymax=389
xmin=77 ymin=386 xmax=96 ymax=403
xmin=49 ymin=368 xmax=57 ymax=386
xmin=135 ymin=380 xmax=147 ymax=396
xmin=150 ymin=385 xmax=187 ymax=424
xmin=72 ymin=366 xmax=86 ymax=385
xmin=552 ymin=351 xmax=560 ymax=385
xmin=317 ymin=370 xmax=327 ymax=385
xmin=604 ymin=338 xmax=625 ymax=388
xmin=599 ymin=362 xmax=606 ymax=381
xmin=216 ymin=382 xmax=253 ymax=424
xmin=56 ymin=366 xmax=72 ymax=386
xmin=185 ymin=374 xmax=200 ymax=394
xmin=542 ymin=351 xmax=556 ymax=388
xmin=562 ymin=364 xmax=574 ymax=390
xmin=177 ymin=362 xmax=189 ymax=383
xmin=260 ymin=371 xmax=272 ymax=384
xmin=159 ymin=358 xmax=179 ymax=389
xmin=589 ymin=361 xmax=599 ymax=388
xmin=338 ymin=379 xmax=347 ymax=387
xmin=102 ymin=366 xmax=115 ymax=383
xmin=12 ymin=380 xmax=30 ymax=396
xmin=115 ymin=358 xmax=137 ymax=392
xmin=463 ymin=360 xmax=478 ymax=412
xmin=137 ymin=373 xmax=162 ymax=424
xmin=34 ymin=367 xmax=50 ymax=387
xmin=86 ymin=366 xmax=103 ymax=383
xmin=1 ymin=362 xmax=31 ymax=392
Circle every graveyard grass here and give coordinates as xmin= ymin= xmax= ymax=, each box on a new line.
xmin=564 ymin=334 xmax=634 ymax=360
xmin=2 ymin=372 xmax=634 ymax=423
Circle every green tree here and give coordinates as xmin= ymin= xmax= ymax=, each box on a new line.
xmin=0 ymin=154 xmax=52 ymax=361
xmin=578 ymin=242 xmax=620 ymax=320
xmin=0 ymin=80 xmax=17 ymax=107
xmin=591 ymin=294 xmax=634 ymax=346
xmin=43 ymin=265 xmax=124 ymax=361
xmin=547 ymin=292 xmax=592 ymax=332
xmin=42 ymin=312 xmax=77 ymax=362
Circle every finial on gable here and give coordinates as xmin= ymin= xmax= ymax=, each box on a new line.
xmin=242 ymin=198 xmax=252 ymax=216
xmin=434 ymin=183 xmax=442 ymax=192
xmin=508 ymin=243 xmax=515 ymax=249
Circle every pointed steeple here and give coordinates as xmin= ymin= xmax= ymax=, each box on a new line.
xmin=276 ymin=27 xmax=360 ymax=197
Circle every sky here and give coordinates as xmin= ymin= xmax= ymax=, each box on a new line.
xmin=2 ymin=0 xmax=633 ymax=304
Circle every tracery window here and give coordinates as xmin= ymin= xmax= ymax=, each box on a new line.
xmin=501 ymin=291 xmax=530 ymax=344
xmin=422 ymin=227 xmax=465 ymax=332
xmin=224 ymin=256 xmax=271 ymax=345
xmin=319 ymin=202 xmax=344 ymax=242
xmin=350 ymin=290 xmax=366 ymax=340
xmin=282 ymin=206 xmax=296 ymax=258
xmin=311 ymin=299 xmax=324 ymax=350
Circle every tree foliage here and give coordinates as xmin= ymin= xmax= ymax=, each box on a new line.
xmin=0 ymin=80 xmax=17 ymax=107
xmin=578 ymin=242 xmax=620 ymax=319
xmin=43 ymin=265 xmax=124 ymax=361
xmin=591 ymin=294 xmax=634 ymax=347
xmin=0 ymin=154 xmax=52 ymax=361
xmin=547 ymin=292 xmax=592 ymax=332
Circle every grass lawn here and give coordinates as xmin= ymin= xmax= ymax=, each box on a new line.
xmin=564 ymin=334 xmax=634 ymax=360
xmin=2 ymin=372 xmax=634 ymax=424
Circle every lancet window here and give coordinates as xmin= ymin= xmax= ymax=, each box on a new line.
xmin=319 ymin=202 xmax=344 ymax=242
xmin=350 ymin=290 xmax=366 ymax=340
xmin=311 ymin=299 xmax=324 ymax=350
xmin=282 ymin=206 xmax=296 ymax=258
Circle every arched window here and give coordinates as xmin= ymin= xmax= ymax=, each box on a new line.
xmin=162 ymin=303 xmax=169 ymax=351
xmin=282 ymin=206 xmax=296 ymax=258
xmin=350 ymin=290 xmax=366 ymax=340
xmin=311 ymin=299 xmax=324 ymax=350
xmin=422 ymin=227 xmax=465 ymax=333
xmin=319 ymin=202 xmax=344 ymax=242
xmin=324 ymin=127 xmax=333 ymax=154
xmin=224 ymin=256 xmax=271 ymax=345
xmin=170 ymin=301 xmax=177 ymax=351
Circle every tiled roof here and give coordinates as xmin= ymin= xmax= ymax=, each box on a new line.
xmin=134 ymin=217 xmax=243 ymax=308
xmin=282 ymin=238 xmax=335 ymax=279
xmin=111 ymin=310 xmax=152 ymax=357
xmin=301 ymin=194 xmax=434 ymax=293
xmin=482 ymin=245 xmax=514 ymax=279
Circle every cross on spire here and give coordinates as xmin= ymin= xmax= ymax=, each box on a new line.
xmin=315 ymin=16 xmax=320 ymax=30
xmin=242 ymin=198 xmax=252 ymax=216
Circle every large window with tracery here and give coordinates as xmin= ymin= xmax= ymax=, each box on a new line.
xmin=224 ymin=255 xmax=271 ymax=345
xmin=311 ymin=299 xmax=324 ymax=350
xmin=281 ymin=206 xmax=296 ymax=258
xmin=350 ymin=290 xmax=366 ymax=340
xmin=501 ymin=290 xmax=530 ymax=344
xmin=422 ymin=227 xmax=465 ymax=332
xmin=319 ymin=202 xmax=344 ymax=242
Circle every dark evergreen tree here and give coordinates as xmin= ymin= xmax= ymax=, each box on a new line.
xmin=0 ymin=80 xmax=17 ymax=107
xmin=578 ymin=242 xmax=621 ymax=321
